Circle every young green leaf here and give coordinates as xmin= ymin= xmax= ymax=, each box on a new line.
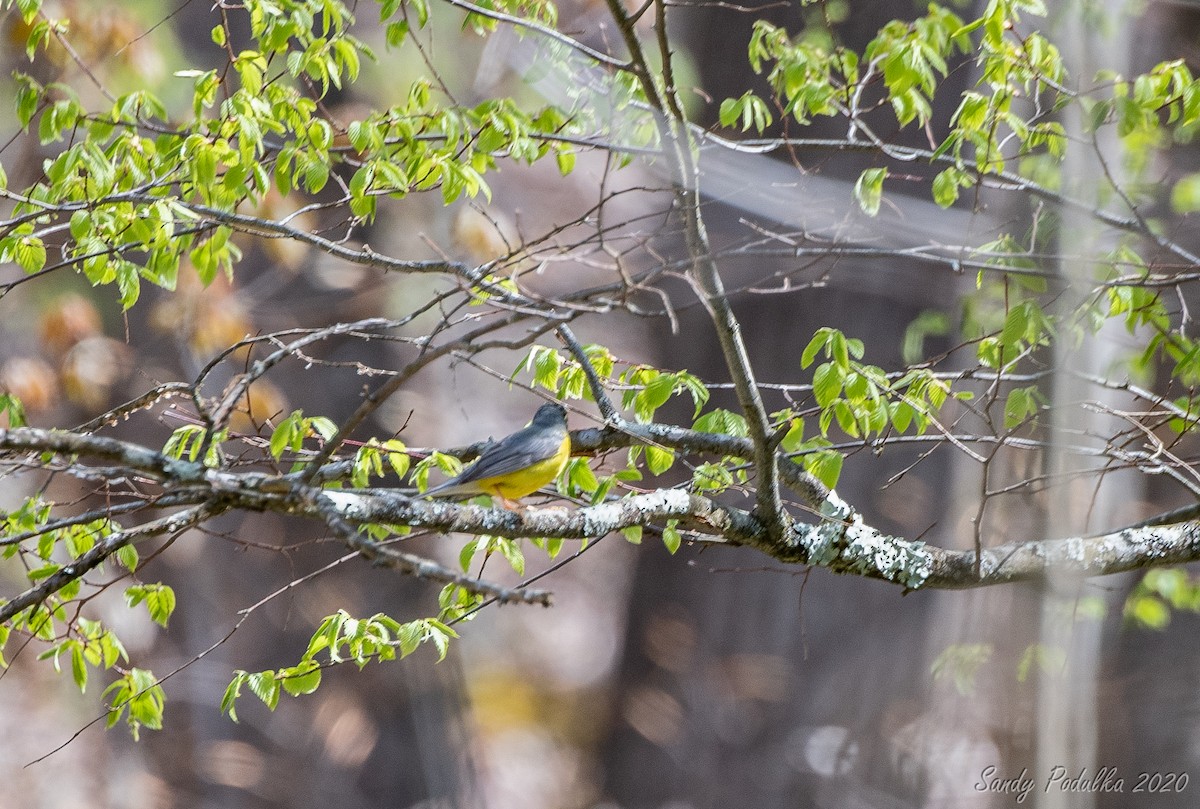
xmin=853 ymin=168 xmax=887 ymax=216
xmin=661 ymin=520 xmax=682 ymax=554
xmin=280 ymin=661 xmax=322 ymax=697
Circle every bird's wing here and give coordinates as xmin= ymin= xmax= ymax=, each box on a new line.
xmin=425 ymin=426 xmax=564 ymax=495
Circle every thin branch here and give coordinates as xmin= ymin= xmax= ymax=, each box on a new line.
xmin=75 ymin=383 xmax=194 ymax=434
xmin=0 ymin=494 xmax=204 ymax=547
xmin=300 ymin=311 xmax=566 ymax=481
xmin=603 ymin=0 xmax=787 ymax=544
xmin=0 ymin=503 xmax=219 ymax=624
xmin=437 ymin=0 xmax=630 ymax=70
xmin=202 ymin=317 xmax=410 ymax=446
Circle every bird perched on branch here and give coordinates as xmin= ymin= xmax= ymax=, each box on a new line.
xmin=424 ymin=402 xmax=570 ymax=509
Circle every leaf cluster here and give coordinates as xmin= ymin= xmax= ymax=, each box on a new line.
xmin=220 ymin=609 xmax=457 ymax=720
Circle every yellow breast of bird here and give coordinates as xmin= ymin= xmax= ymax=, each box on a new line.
xmin=476 ymin=434 xmax=571 ymax=500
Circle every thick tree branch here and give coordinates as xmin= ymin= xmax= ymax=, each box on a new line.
xmin=0 ymin=427 xmax=209 ymax=484
xmin=319 ymin=487 xmax=1200 ymax=590
xmin=5 ymin=427 xmax=1199 ymax=601
xmin=309 ymin=492 xmax=552 ymax=606
xmin=923 ymin=520 xmax=1200 ymax=588
xmin=319 ymin=486 xmax=764 ymax=543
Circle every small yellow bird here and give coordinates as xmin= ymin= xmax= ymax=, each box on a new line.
xmin=424 ymin=403 xmax=571 ymax=508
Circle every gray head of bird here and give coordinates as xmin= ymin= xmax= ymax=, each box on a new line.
xmin=531 ymin=402 xmax=567 ymax=427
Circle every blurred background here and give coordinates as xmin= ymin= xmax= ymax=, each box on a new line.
xmin=2 ymin=1 xmax=1199 ymax=807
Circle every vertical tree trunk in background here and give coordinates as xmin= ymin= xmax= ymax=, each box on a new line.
xmin=1037 ymin=3 xmax=1132 ymax=805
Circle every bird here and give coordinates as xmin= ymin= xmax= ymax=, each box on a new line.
xmin=423 ymin=402 xmax=570 ymax=508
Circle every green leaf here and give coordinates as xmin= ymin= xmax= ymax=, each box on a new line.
xmin=694 ymin=408 xmax=748 ymax=437
xmin=535 ymin=536 xmax=564 ymax=558
xmin=718 ymin=96 xmax=742 ymax=128
xmin=304 ymin=157 xmax=330 ymax=193
xmin=115 ymin=262 xmax=141 ymax=309
xmin=662 ymin=520 xmax=682 ymax=554
xmin=692 ymin=461 xmax=734 ymax=492
xmin=645 ymin=445 xmax=675 ymax=475
xmin=1004 ymin=385 xmax=1042 ymax=428
xmin=269 ymin=410 xmax=304 ymax=458
xmin=1126 ymin=594 xmax=1171 ymax=629
xmin=14 ymin=235 xmax=46 ymax=274
xmin=71 ymin=643 xmax=88 ymax=692
xmin=351 ymin=445 xmax=380 ymax=487
xmin=527 ymin=345 xmax=563 ymax=390
xmin=458 ymin=537 xmax=481 ymax=572
xmin=780 ymin=417 xmax=806 ymax=452
xmin=638 ymin=373 xmax=676 ymax=419
xmin=246 ymin=670 xmax=281 ymax=710
xmin=566 ymin=457 xmax=599 ymax=495
xmin=555 ymin=148 xmax=576 ymax=175
xmin=307 ymin=416 xmax=338 ymax=441
xmin=15 ymin=0 xmax=42 ymax=25
xmin=719 ymin=92 xmax=773 ymax=132
xmin=902 ymin=310 xmax=951 ymax=364
xmin=800 ymin=329 xmax=829 ymax=369
xmin=382 ymin=440 xmax=410 ymax=478
xmin=932 ymin=167 xmax=966 ymax=207
xmin=930 ymin=643 xmax=992 ymax=695
xmin=497 ymin=537 xmax=525 ymax=576
xmin=804 ymin=450 xmax=844 ymax=488
xmin=397 ymin=620 xmax=425 ymax=657
xmin=280 ymin=661 xmax=322 ymax=696
xmin=385 ymin=20 xmax=409 ymax=47
xmin=1016 ymin=643 xmax=1066 ymax=683
xmin=115 ymin=544 xmax=139 ymax=571
xmin=15 ymin=73 xmax=41 ymax=129
xmin=853 ymin=168 xmax=887 ymax=216
xmin=812 ymin=363 xmax=844 ymax=408
xmin=102 ymin=668 xmax=165 ymax=740
xmin=1171 ymin=173 xmax=1200 ymax=213
xmin=221 ymin=672 xmax=246 ymax=722
xmin=427 ymin=620 xmax=457 ymax=662
xmin=676 ymin=372 xmax=711 ymax=417
xmin=146 ymin=585 xmax=176 ymax=628
xmin=833 ymin=400 xmax=859 ymax=437
xmin=802 ymin=328 xmax=858 ymax=370
xmin=0 ymin=393 xmax=27 ymax=427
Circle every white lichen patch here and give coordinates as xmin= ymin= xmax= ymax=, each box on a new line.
xmin=1059 ymin=537 xmax=1087 ymax=564
xmin=842 ymin=520 xmax=933 ymax=589
xmin=321 ymin=490 xmax=367 ymax=518
xmin=794 ymin=490 xmax=933 ymax=589
xmin=819 ymin=490 xmax=854 ymax=521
